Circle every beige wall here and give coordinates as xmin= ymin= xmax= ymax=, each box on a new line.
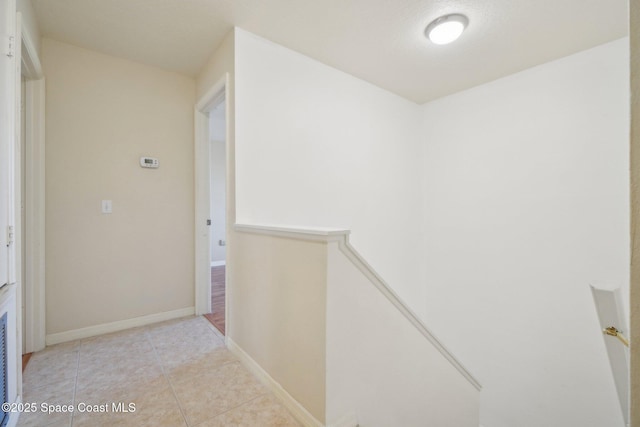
xmin=231 ymin=231 xmax=327 ymax=422
xmin=43 ymin=38 xmax=196 ymax=334
xmin=631 ymin=2 xmax=639 ymax=425
xmin=230 ymin=226 xmax=480 ymax=426
xmin=197 ymin=30 xmax=234 ymax=101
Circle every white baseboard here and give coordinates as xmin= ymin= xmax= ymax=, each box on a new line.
xmin=226 ymin=338 xmax=323 ymax=427
xmin=45 ymin=307 xmax=195 ymax=345
xmin=211 ymin=260 xmax=226 ymax=267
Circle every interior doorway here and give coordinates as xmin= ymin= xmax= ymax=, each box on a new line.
xmin=194 ymin=74 xmax=229 ymax=338
xmin=204 ymin=100 xmax=226 ymax=335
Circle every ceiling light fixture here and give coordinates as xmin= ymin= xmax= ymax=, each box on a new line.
xmin=425 ymin=14 xmax=468 ymax=45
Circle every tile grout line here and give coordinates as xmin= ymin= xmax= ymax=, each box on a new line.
xmin=23 ymin=318 xmax=291 ymax=427
xmin=192 ymin=316 xmax=274 ymax=424
xmin=184 ymin=318 xmax=286 ymax=426
xmin=190 ymin=392 xmax=272 ymax=427
xmin=69 ymin=341 xmax=82 ymax=427
xmin=199 ymin=315 xmax=226 ymax=343
xmin=145 ymin=316 xmax=245 ymax=427
xmin=143 ymin=327 xmax=191 ymax=427
xmin=18 ymin=345 xmax=76 ymax=427
xmin=194 ymin=316 xmax=302 ymax=426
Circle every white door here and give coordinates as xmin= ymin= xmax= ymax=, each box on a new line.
xmin=195 ymin=76 xmax=227 ymax=316
xmin=0 ymin=0 xmax=17 ymax=287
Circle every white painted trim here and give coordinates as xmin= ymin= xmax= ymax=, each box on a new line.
xmin=13 ymin=15 xmax=23 ymax=394
xmin=234 ymin=223 xmax=482 ymax=391
xmin=8 ymin=11 xmax=21 ymax=287
xmin=234 ymin=223 xmax=349 ymax=243
xmin=194 ymin=74 xmax=228 ymax=316
xmin=210 ymin=260 xmax=226 ymax=267
xmin=45 ymin=307 xmax=195 ymax=345
xmin=18 ymin=8 xmax=45 ymax=354
xmin=227 ymin=337 xmax=324 ymax=427
xmin=19 ymin=17 xmax=42 ymax=80
xmin=22 ymin=78 xmax=44 ymax=353
xmin=196 ymin=77 xmax=227 ymax=112
xmin=337 ymin=238 xmax=481 ymax=391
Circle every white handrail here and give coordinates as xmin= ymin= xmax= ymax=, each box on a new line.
xmin=338 ymin=238 xmax=481 ymax=390
xmin=234 ymin=223 xmax=481 ymax=391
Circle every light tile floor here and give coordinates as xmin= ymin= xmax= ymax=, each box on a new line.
xmin=17 ymin=316 xmax=302 ymax=427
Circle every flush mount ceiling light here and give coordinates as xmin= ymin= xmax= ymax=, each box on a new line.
xmin=425 ymin=14 xmax=468 ymax=45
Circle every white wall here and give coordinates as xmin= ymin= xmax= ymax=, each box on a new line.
xmin=197 ymin=30 xmax=234 ymax=103
xmin=234 ymin=29 xmax=426 ymax=317
xmin=43 ymin=39 xmax=196 ymax=335
xmin=326 ymin=240 xmax=479 ymax=427
xmin=234 ymin=30 xmax=630 ymax=425
xmin=421 ymin=38 xmax=629 ymax=427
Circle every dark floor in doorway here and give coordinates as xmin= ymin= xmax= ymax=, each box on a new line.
xmin=204 ymin=265 xmax=225 ymax=335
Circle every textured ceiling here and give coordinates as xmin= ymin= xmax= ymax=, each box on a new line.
xmin=32 ymin=0 xmax=628 ymax=103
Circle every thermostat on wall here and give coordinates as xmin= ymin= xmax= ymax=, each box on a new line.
xmin=140 ymin=157 xmax=159 ymax=168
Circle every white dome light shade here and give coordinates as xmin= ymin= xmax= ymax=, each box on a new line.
xmin=425 ymin=14 xmax=469 ymax=45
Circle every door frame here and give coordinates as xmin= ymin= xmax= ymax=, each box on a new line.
xmin=194 ymin=74 xmax=228 ymax=317
xmin=17 ymin=13 xmax=45 ymax=353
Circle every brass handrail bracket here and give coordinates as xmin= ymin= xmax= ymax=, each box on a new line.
xmin=603 ymin=326 xmax=630 ymax=347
